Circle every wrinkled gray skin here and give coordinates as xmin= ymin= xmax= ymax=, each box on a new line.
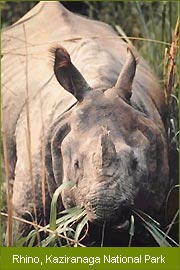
xmin=2 ymin=2 xmax=168 ymax=231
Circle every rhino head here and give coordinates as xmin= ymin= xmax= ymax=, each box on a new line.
xmin=47 ymin=46 xmax=168 ymax=226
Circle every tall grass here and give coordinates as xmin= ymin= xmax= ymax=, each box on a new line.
xmin=1 ymin=2 xmax=179 ymax=247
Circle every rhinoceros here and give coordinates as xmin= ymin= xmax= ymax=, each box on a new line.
xmin=2 ymin=2 xmax=169 ymax=236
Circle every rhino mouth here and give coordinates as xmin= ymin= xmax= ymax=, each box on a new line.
xmin=112 ymin=219 xmax=130 ymax=231
xmin=84 ymin=197 xmax=131 ymax=231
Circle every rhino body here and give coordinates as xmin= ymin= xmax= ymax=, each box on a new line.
xmin=2 ymin=2 xmax=168 ymax=232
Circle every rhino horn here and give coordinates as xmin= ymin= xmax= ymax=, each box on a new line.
xmin=100 ymin=127 xmax=117 ymax=167
xmin=115 ymin=48 xmax=137 ymax=101
xmin=51 ymin=46 xmax=91 ymax=102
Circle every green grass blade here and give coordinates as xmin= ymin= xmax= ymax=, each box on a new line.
xmin=143 ymin=222 xmax=171 ymax=247
xmin=26 ymin=229 xmax=39 ymax=247
xmin=14 ymin=237 xmax=27 ymax=247
xmin=128 ymin=215 xmax=135 ymax=247
xmin=49 ymin=181 xmax=75 ymax=231
xmin=132 ymin=208 xmax=160 ymax=227
xmin=74 ymin=215 xmax=88 ymax=245
xmin=132 ymin=209 xmax=178 ymax=247
xmin=40 ymin=233 xmax=57 ymax=247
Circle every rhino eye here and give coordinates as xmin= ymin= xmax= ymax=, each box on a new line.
xmin=74 ymin=159 xmax=79 ymax=169
xmin=131 ymin=158 xmax=138 ymax=170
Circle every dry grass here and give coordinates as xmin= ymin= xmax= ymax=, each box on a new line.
xmin=2 ymin=132 xmax=12 ymax=246
xmin=164 ymin=19 xmax=179 ymax=104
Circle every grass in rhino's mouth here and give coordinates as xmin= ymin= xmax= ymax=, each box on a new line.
xmin=11 ymin=207 xmax=178 ymax=247
xmin=10 ymin=181 xmax=178 ymax=247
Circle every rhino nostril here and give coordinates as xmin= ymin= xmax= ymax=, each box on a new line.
xmin=74 ymin=159 xmax=79 ymax=169
xmin=86 ymin=201 xmax=95 ymax=212
xmin=84 ymin=202 xmax=97 ymax=222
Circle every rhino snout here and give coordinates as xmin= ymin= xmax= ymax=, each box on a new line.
xmin=84 ymin=193 xmax=130 ymax=224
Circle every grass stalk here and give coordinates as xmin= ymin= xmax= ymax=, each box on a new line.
xmin=23 ymin=23 xmax=40 ymax=245
xmin=40 ymin=89 xmax=47 ymax=228
xmin=2 ymin=132 xmax=12 ymax=246
xmin=165 ymin=19 xmax=179 ymax=104
xmin=1 ymin=211 xmax=86 ymax=247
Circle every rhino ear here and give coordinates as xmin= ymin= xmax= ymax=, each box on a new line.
xmin=51 ymin=46 xmax=91 ymax=101
xmin=115 ymin=48 xmax=137 ymax=102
